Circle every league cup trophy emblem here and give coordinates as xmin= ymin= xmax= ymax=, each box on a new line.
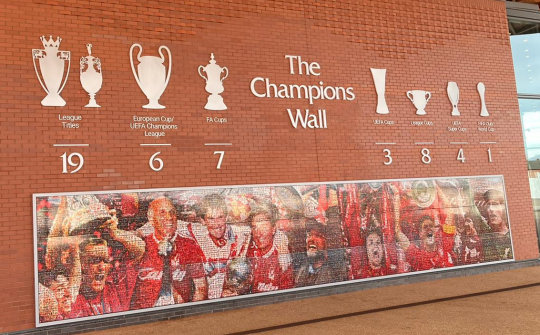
xmin=406 ymin=90 xmax=431 ymax=115
xmin=198 ymin=53 xmax=229 ymax=111
xmin=447 ymin=81 xmax=460 ymax=116
xmin=80 ymin=44 xmax=102 ymax=108
xmin=130 ymin=43 xmax=172 ymax=109
xmin=32 ymin=36 xmax=71 ymax=107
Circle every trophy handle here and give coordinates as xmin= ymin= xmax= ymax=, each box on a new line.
xmin=159 ymin=45 xmax=172 ymax=91
xmin=425 ymin=92 xmax=431 ymax=102
xmin=406 ymin=91 xmax=413 ymax=102
xmin=198 ymin=65 xmax=207 ymax=81
xmin=221 ymin=67 xmax=229 ymax=82
xmin=32 ymin=49 xmax=49 ymax=94
xmin=129 ymin=43 xmax=143 ymax=90
xmin=57 ymin=51 xmax=70 ymax=95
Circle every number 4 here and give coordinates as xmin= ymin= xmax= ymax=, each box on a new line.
xmin=214 ymin=151 xmax=225 ymax=169
xmin=457 ymin=148 xmax=465 ymax=163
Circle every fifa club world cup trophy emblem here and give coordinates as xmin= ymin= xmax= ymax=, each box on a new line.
xmin=198 ymin=53 xmax=229 ymax=111
xmin=80 ymin=44 xmax=102 ymax=108
xmin=130 ymin=43 xmax=172 ymax=109
xmin=32 ymin=36 xmax=71 ymax=107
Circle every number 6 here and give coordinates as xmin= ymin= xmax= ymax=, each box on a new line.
xmin=149 ymin=152 xmax=164 ymax=172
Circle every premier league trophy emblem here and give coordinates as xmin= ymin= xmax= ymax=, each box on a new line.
xmin=80 ymin=44 xmax=102 ymax=108
xmin=198 ymin=53 xmax=229 ymax=111
xmin=32 ymin=36 xmax=71 ymax=107
xmin=130 ymin=43 xmax=172 ymax=109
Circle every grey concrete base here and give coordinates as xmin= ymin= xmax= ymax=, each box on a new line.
xmin=10 ymin=258 xmax=540 ymax=335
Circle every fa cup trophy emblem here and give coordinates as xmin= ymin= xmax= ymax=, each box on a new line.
xmin=130 ymin=43 xmax=172 ymax=109
xmin=32 ymin=36 xmax=71 ymax=107
xmin=198 ymin=53 xmax=229 ymax=110
xmin=80 ymin=44 xmax=102 ymax=108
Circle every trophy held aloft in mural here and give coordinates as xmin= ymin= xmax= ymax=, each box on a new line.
xmin=198 ymin=53 xmax=229 ymax=111
xmin=130 ymin=43 xmax=172 ymax=109
xmin=32 ymin=36 xmax=71 ymax=107
xmin=80 ymin=44 xmax=102 ymax=108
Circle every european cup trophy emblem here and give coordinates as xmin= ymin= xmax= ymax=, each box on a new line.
xmin=130 ymin=43 xmax=172 ymax=109
xmin=32 ymin=36 xmax=71 ymax=107
xmin=80 ymin=44 xmax=102 ymax=108
xmin=198 ymin=53 xmax=229 ymax=110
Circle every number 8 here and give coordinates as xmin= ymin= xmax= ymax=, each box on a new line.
xmin=421 ymin=148 xmax=431 ymax=164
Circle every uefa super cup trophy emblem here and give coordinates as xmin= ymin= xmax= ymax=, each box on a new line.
xmin=32 ymin=36 xmax=71 ymax=107
xmin=130 ymin=43 xmax=172 ymax=109
xmin=198 ymin=53 xmax=229 ymax=111
xmin=80 ymin=44 xmax=102 ymax=108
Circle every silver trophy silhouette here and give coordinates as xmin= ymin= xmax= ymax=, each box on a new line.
xmin=370 ymin=68 xmax=390 ymax=115
xmin=32 ymin=36 xmax=71 ymax=106
xmin=130 ymin=43 xmax=171 ymax=109
xmin=198 ymin=53 xmax=229 ymax=111
xmin=477 ymin=82 xmax=489 ymax=117
xmin=447 ymin=82 xmax=460 ymax=116
xmin=407 ymin=90 xmax=431 ymax=115
xmin=80 ymin=44 xmax=102 ymax=108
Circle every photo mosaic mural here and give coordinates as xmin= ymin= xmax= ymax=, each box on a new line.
xmin=34 ymin=176 xmax=513 ymax=325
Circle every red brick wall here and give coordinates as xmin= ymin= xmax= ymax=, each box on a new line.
xmin=0 ymin=0 xmax=537 ymax=332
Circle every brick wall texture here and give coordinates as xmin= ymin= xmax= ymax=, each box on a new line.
xmin=0 ymin=0 xmax=538 ymax=332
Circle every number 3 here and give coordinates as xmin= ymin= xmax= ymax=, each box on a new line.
xmin=383 ymin=149 xmax=392 ymax=165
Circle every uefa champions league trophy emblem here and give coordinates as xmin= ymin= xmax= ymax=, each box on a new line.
xmin=407 ymin=90 xmax=431 ymax=116
xmin=80 ymin=44 xmax=102 ymax=108
xmin=32 ymin=36 xmax=71 ymax=107
xmin=198 ymin=53 xmax=229 ymax=110
xmin=130 ymin=43 xmax=172 ymax=109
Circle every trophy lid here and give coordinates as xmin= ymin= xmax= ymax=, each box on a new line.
xmin=204 ymin=53 xmax=222 ymax=71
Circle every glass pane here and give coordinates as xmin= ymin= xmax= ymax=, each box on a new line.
xmin=511 ymin=34 xmax=540 ymax=94
xmin=519 ymin=98 xmax=540 ymax=165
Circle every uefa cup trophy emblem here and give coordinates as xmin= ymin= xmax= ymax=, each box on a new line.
xmin=130 ymin=43 xmax=172 ymax=109
xmin=406 ymin=90 xmax=431 ymax=115
xmin=370 ymin=68 xmax=390 ymax=115
xmin=80 ymin=44 xmax=102 ymax=108
xmin=198 ymin=53 xmax=229 ymax=111
xmin=32 ymin=36 xmax=71 ymax=107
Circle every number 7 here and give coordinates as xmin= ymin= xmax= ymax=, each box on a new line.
xmin=214 ymin=151 xmax=225 ymax=169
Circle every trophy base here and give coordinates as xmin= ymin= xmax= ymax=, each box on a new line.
xmin=375 ymin=100 xmax=389 ymax=115
xmin=41 ymin=93 xmax=66 ymax=107
xmin=205 ymin=94 xmax=227 ymax=111
xmin=143 ymin=99 xmax=165 ymax=109
xmin=415 ymin=109 xmax=427 ymax=116
xmin=85 ymin=98 xmax=101 ymax=108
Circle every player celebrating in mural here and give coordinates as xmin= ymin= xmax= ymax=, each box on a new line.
xmin=395 ymin=213 xmax=455 ymax=272
xmin=295 ymin=221 xmax=338 ymax=286
xmin=481 ymin=189 xmax=512 ymax=261
xmin=131 ymin=197 xmax=207 ymax=309
xmin=246 ymin=200 xmax=293 ymax=293
xmin=183 ymin=194 xmax=251 ymax=299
